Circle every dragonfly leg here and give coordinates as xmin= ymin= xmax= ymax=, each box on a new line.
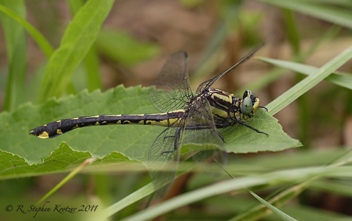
xmin=160 ymin=137 xmax=176 ymax=155
xmin=161 ymin=127 xmax=182 ymax=155
xmin=215 ymin=121 xmax=234 ymax=128
xmin=259 ymin=106 xmax=268 ymax=112
xmin=173 ymin=127 xmax=182 ymax=151
xmin=213 ymin=129 xmax=225 ymax=143
xmin=161 ymin=150 xmax=174 ymax=155
xmin=237 ymin=119 xmax=268 ymax=136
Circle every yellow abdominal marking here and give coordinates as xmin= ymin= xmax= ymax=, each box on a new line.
xmin=38 ymin=131 xmax=49 ymax=139
xmin=56 ymin=129 xmax=62 ymax=134
xmin=168 ymin=118 xmax=178 ymax=125
xmin=146 ymin=120 xmax=166 ymax=126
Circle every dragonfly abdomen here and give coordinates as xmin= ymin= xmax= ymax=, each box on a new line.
xmin=30 ymin=113 xmax=173 ymax=139
xmin=30 ymin=111 xmax=184 ymax=139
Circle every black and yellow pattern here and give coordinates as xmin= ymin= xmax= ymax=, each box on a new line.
xmin=30 ymin=89 xmax=265 ymax=139
xmin=30 ymin=44 xmax=267 ymax=197
xmin=30 ymin=110 xmax=185 ymax=139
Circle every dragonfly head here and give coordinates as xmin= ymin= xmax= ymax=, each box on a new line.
xmin=241 ymin=90 xmax=260 ymax=120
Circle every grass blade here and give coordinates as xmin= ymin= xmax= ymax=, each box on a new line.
xmin=121 ymin=166 xmax=352 ymax=221
xmin=36 ymin=158 xmax=95 ymax=205
xmin=231 ymin=150 xmax=352 ymax=221
xmin=37 ymin=0 xmax=114 ymax=103
xmin=247 ymin=190 xmax=297 ymax=221
xmin=263 ymin=45 xmax=352 ymax=115
xmin=0 ymin=0 xmax=27 ymax=111
xmin=258 ymin=0 xmax=352 ymax=29
xmin=0 ymin=4 xmax=54 ymax=57
xmin=216 ymin=155 xmax=297 ymax=221
xmin=84 ymin=45 xmax=102 ymax=92
xmin=236 ymin=25 xmax=341 ymax=94
xmin=68 ymin=0 xmax=102 ymax=92
xmin=104 ymin=151 xmax=212 ymax=218
xmin=259 ymin=58 xmax=352 ymax=90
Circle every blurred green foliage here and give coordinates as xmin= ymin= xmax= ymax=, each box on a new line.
xmin=0 ymin=0 xmax=351 ymax=220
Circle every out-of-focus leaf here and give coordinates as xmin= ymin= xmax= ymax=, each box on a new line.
xmin=96 ymin=29 xmax=160 ymax=67
xmin=37 ymin=0 xmax=114 ymax=103
xmin=0 ymin=0 xmax=27 ymax=111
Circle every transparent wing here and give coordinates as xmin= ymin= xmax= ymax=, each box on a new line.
xmin=183 ymin=98 xmax=227 ymax=164
xmin=147 ymin=99 xmax=227 ymax=197
xmin=150 ymin=52 xmax=193 ymax=112
xmin=196 ymin=44 xmax=264 ymax=94
xmin=147 ymin=123 xmax=183 ymax=197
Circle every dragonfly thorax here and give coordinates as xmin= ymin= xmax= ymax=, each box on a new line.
xmin=206 ymin=88 xmax=261 ymax=121
xmin=206 ymin=88 xmax=235 ymax=119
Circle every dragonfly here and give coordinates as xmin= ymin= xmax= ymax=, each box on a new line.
xmin=30 ymin=44 xmax=268 ymax=196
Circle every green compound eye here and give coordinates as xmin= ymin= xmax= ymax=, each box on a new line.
xmin=242 ymin=97 xmax=253 ymax=115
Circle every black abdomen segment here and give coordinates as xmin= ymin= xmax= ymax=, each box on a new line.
xmin=29 ymin=112 xmax=183 ymax=139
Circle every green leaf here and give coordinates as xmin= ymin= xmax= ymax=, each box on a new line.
xmin=37 ymin=0 xmax=114 ymax=103
xmin=258 ymin=58 xmax=352 ymax=90
xmin=0 ymin=0 xmax=27 ymax=111
xmin=2 ymin=86 xmax=158 ymax=164
xmin=0 ymin=142 xmax=136 ymax=179
xmin=96 ymin=29 xmax=160 ymax=67
xmin=0 ymin=86 xmax=299 ymax=178
xmin=221 ymin=109 xmax=301 ymax=152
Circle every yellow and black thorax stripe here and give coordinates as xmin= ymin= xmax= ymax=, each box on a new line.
xmin=206 ymin=88 xmax=238 ymax=119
